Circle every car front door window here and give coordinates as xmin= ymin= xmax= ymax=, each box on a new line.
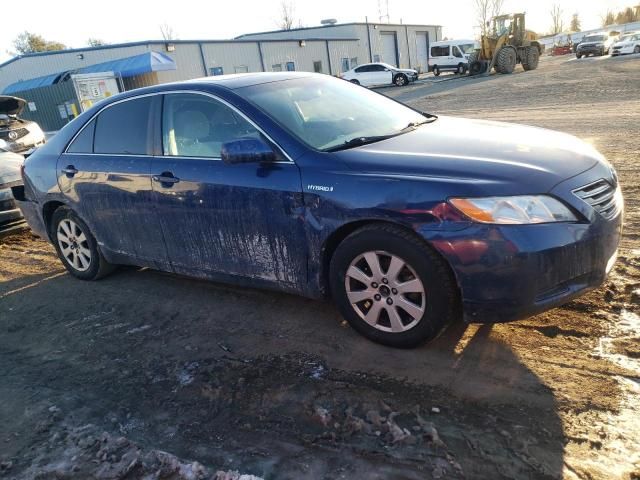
xmin=162 ymin=94 xmax=260 ymax=158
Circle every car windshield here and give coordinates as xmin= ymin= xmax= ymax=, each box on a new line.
xmin=618 ymin=34 xmax=633 ymax=42
xmin=459 ymin=43 xmax=476 ymax=54
xmin=239 ymin=76 xmax=428 ymax=151
xmin=584 ymin=35 xmax=606 ymax=42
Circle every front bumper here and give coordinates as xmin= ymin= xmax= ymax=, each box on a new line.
xmin=426 ymin=166 xmax=623 ymax=324
xmin=578 ymin=45 xmax=606 ymax=56
xmin=0 ymin=187 xmax=22 ymax=225
xmin=611 ymin=46 xmax=634 ymax=55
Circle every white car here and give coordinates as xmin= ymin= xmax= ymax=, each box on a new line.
xmin=611 ymin=32 xmax=640 ymax=56
xmin=342 ymin=63 xmax=419 ymax=87
xmin=0 ymin=96 xmax=45 ymax=153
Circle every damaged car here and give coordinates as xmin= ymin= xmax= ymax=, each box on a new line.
xmin=0 ymin=96 xmax=46 ymax=153
xmin=15 ymin=73 xmax=623 ymax=347
xmin=0 ymin=140 xmax=24 ymax=226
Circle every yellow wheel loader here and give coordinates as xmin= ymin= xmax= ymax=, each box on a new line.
xmin=469 ymin=13 xmax=542 ymax=76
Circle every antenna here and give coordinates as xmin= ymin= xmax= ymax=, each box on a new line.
xmin=377 ymin=0 xmax=390 ymax=23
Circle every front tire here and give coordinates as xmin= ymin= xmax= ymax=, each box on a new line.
xmin=329 ymin=224 xmax=458 ymax=348
xmin=432 ymin=65 xmax=440 ymax=76
xmin=394 ymin=73 xmax=408 ymax=86
xmin=495 ymin=46 xmax=517 ymax=74
xmin=51 ymin=206 xmax=115 ymax=281
xmin=350 ymin=79 xmax=360 ymax=85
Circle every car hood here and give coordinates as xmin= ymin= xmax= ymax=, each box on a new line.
xmin=394 ymin=68 xmax=417 ymax=74
xmin=0 ymin=96 xmax=26 ymax=116
xmin=333 ymin=116 xmax=605 ymax=195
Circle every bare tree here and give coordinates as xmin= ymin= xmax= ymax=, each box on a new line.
xmin=277 ymin=1 xmax=296 ymax=30
xmin=570 ymin=13 xmax=581 ymax=32
xmin=474 ymin=0 xmax=504 ymax=37
xmin=550 ymin=4 xmax=564 ymax=34
xmin=159 ymin=23 xmax=176 ymax=41
xmin=601 ymin=10 xmax=615 ymax=27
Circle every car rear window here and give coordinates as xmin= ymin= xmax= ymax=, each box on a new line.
xmin=94 ymin=97 xmax=152 ymax=155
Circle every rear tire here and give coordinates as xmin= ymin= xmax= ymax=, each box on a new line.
xmin=432 ymin=66 xmax=440 ymax=76
xmin=522 ymin=46 xmax=539 ymax=71
xmin=51 ymin=206 xmax=115 ymax=281
xmin=495 ymin=46 xmax=517 ymax=74
xmin=634 ymin=46 xmax=640 ymax=54
xmin=329 ymin=224 xmax=458 ymax=348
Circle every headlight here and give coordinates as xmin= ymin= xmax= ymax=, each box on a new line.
xmin=449 ymin=195 xmax=577 ymax=224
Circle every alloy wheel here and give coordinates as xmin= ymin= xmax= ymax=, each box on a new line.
xmin=57 ymin=219 xmax=92 ymax=272
xmin=344 ymin=250 xmax=426 ymax=333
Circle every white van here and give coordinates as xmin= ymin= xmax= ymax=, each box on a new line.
xmin=428 ymin=40 xmax=476 ymax=76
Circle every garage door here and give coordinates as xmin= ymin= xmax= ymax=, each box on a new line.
xmin=415 ymin=32 xmax=428 ymax=73
xmin=381 ymin=32 xmax=398 ymax=67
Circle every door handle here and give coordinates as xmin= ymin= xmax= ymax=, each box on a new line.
xmin=152 ymin=173 xmax=180 ymax=185
xmin=61 ymin=165 xmax=78 ymax=177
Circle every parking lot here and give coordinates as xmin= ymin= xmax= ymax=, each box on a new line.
xmin=1 ymin=54 xmax=639 ymax=479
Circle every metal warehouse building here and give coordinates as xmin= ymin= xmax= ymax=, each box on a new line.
xmin=0 ymin=21 xmax=440 ymax=131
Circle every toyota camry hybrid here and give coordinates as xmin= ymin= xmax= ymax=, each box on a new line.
xmin=14 ymin=72 xmax=623 ymax=347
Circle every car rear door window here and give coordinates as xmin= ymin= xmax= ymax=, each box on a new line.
xmin=94 ymin=97 xmax=153 ymax=155
xmin=162 ymin=93 xmax=260 ymax=158
xmin=67 ymin=119 xmax=96 ymax=153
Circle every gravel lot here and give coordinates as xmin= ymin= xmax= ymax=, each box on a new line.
xmin=1 ymin=54 xmax=639 ymax=480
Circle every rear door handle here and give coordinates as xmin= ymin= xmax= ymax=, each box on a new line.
xmin=61 ymin=165 xmax=78 ymax=177
xmin=152 ymin=173 xmax=180 ymax=185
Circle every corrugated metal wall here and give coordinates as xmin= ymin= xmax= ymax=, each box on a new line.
xmin=0 ymin=44 xmax=151 ymax=93
xmin=260 ymin=41 xmax=329 ymax=73
xmin=362 ymin=24 xmax=440 ymax=70
xmin=199 ymin=42 xmax=263 ymax=76
xmin=12 ymin=81 xmax=79 ymax=132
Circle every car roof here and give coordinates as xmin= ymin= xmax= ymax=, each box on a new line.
xmin=430 ymin=39 xmax=475 ymax=46
xmin=184 ymin=71 xmax=315 ymax=89
xmin=355 ymin=62 xmax=393 ymax=68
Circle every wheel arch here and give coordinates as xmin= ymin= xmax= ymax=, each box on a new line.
xmin=319 ymin=219 xmax=461 ymax=300
xmin=530 ymin=41 xmax=542 ymax=54
xmin=42 ymin=200 xmax=66 ymax=240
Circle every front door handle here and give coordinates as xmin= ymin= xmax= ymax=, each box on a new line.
xmin=152 ymin=172 xmax=180 ymax=186
xmin=61 ymin=165 xmax=78 ymax=177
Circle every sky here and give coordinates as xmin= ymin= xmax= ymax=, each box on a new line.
xmin=0 ymin=0 xmax=631 ymax=63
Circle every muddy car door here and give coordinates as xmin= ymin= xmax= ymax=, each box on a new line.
xmin=151 ymin=92 xmax=307 ymax=289
xmin=59 ymin=95 xmax=170 ymax=267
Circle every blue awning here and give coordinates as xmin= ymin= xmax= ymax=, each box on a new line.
xmin=3 ymin=72 xmax=62 ymax=94
xmin=2 ymin=52 xmax=176 ymax=95
xmin=75 ymin=51 xmax=177 ymax=77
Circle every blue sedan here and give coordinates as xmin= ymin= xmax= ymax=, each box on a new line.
xmin=15 ymin=72 xmax=623 ymax=347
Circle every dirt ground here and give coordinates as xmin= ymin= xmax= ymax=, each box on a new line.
xmin=1 ymin=54 xmax=639 ymax=480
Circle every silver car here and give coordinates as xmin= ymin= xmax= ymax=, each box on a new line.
xmin=0 ymin=140 xmax=24 ymax=226
xmin=0 ymin=96 xmax=45 ymax=153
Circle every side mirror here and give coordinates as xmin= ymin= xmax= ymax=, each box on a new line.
xmin=221 ymin=137 xmax=276 ymax=165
